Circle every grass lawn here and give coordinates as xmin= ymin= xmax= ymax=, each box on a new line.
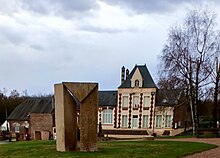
xmin=0 ymin=140 xmax=216 ymax=158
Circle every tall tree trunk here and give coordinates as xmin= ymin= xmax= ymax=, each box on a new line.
xmin=213 ymin=59 xmax=220 ymax=128
xmin=189 ymin=58 xmax=196 ymax=135
xmin=189 ymin=94 xmax=196 ymax=134
xmin=195 ymin=60 xmax=200 ymax=132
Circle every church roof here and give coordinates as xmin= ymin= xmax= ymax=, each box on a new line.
xmin=118 ymin=65 xmax=157 ymax=88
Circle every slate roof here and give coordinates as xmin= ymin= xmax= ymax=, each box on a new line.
xmin=7 ymin=91 xmax=118 ymax=121
xmin=7 ymin=97 xmax=54 ymax=121
xmin=99 ymin=91 xmax=118 ymax=107
xmin=155 ymin=89 xmax=182 ymax=106
xmin=118 ymin=65 xmax=157 ymax=88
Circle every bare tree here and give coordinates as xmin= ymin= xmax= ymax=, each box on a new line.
xmin=160 ymin=8 xmax=219 ymax=135
xmin=10 ymin=89 xmax=20 ymax=98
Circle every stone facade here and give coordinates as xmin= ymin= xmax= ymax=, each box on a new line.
xmin=98 ymin=65 xmax=189 ymax=136
xmin=117 ymin=88 xmax=157 ymax=130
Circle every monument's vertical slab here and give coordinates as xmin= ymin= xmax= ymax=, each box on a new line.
xmin=80 ymin=85 xmax=98 ymax=151
xmin=63 ymin=85 xmax=77 ymax=151
xmin=54 ymin=84 xmax=66 ymax=152
xmin=55 ymin=84 xmax=77 ymax=151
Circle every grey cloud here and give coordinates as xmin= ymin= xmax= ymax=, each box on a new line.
xmin=0 ymin=0 xmax=99 ymax=18
xmin=21 ymin=0 xmax=99 ymax=18
xmin=0 ymin=0 xmax=23 ymax=15
xmin=0 ymin=25 xmax=27 ymax=45
xmin=21 ymin=0 xmax=50 ymax=15
xmin=30 ymin=44 xmax=45 ymax=51
xmin=79 ymin=24 xmax=138 ymax=33
xmin=103 ymin=0 xmax=197 ymax=14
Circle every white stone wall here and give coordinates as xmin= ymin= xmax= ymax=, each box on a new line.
xmin=117 ymin=87 xmax=157 ymax=129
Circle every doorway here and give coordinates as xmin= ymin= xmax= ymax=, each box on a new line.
xmin=132 ymin=115 xmax=138 ymax=129
xmin=35 ymin=131 xmax=41 ymax=140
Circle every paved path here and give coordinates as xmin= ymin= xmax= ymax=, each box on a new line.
xmin=0 ymin=140 xmax=9 ymax=144
xmin=156 ymin=138 xmax=220 ymax=158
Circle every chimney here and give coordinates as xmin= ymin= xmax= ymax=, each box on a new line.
xmin=121 ymin=66 xmax=125 ymax=83
xmin=126 ymin=69 xmax=129 ymax=80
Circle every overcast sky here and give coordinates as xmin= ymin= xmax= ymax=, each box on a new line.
xmin=0 ymin=0 xmax=220 ymax=96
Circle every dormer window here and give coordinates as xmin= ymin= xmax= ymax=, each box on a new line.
xmin=135 ymin=80 xmax=139 ymax=87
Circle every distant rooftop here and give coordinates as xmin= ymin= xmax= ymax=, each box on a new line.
xmin=99 ymin=91 xmax=118 ymax=107
xmin=7 ymin=97 xmax=54 ymax=121
xmin=156 ymin=89 xmax=183 ymax=106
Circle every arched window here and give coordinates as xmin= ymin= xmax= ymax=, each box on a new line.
xmin=135 ymin=80 xmax=139 ymax=87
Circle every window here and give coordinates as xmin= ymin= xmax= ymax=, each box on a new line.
xmin=133 ymin=96 xmax=139 ymax=108
xmin=122 ymin=96 xmax=128 ymax=108
xmin=122 ymin=115 xmax=127 ymax=127
xmin=102 ymin=109 xmax=113 ymax=124
xmin=135 ymin=80 xmax=139 ymax=87
xmin=143 ymin=96 xmax=150 ymax=107
xmin=132 ymin=115 xmax=138 ymax=128
xmin=165 ymin=115 xmax=172 ymax=127
xmin=155 ymin=115 xmax=162 ymax=128
xmin=14 ymin=122 xmax=20 ymax=133
xmin=178 ymin=121 xmax=181 ymax=127
xmin=143 ymin=115 xmax=149 ymax=128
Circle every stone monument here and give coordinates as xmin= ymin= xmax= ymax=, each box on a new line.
xmin=54 ymin=82 xmax=98 ymax=152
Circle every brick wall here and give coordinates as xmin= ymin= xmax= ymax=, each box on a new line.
xmin=30 ymin=113 xmax=54 ymax=140
xmin=8 ymin=120 xmax=30 ymax=140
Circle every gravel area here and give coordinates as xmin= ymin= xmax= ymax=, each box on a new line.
xmin=183 ymin=138 xmax=220 ymax=158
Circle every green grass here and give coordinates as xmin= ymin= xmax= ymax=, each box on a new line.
xmin=0 ymin=140 xmax=216 ymax=158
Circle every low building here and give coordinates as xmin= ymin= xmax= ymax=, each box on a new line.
xmin=7 ymin=98 xmax=54 ymax=140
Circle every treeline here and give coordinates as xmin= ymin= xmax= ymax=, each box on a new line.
xmin=0 ymin=89 xmax=52 ymax=126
